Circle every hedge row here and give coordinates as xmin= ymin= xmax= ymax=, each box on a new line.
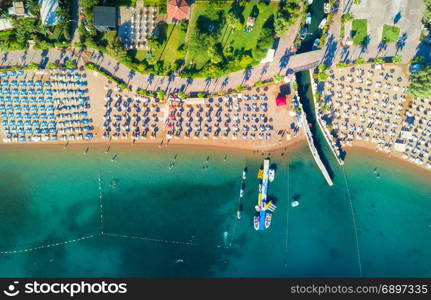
xmin=85 ymin=63 xmax=128 ymax=90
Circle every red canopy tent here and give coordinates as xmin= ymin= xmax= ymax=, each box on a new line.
xmin=275 ymin=96 xmax=287 ymax=106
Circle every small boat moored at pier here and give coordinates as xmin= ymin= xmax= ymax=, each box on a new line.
xmin=254 ymin=216 xmax=259 ymax=230
xmin=254 ymin=158 xmax=277 ymax=231
xmin=269 ymin=168 xmax=275 ymax=182
xmin=318 ymin=18 xmax=327 ymax=30
xmin=306 ymin=13 xmax=312 ymax=25
xmin=265 ymin=213 xmax=272 ymax=229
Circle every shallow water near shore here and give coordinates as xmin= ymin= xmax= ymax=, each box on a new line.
xmin=0 ymin=143 xmax=429 ymax=277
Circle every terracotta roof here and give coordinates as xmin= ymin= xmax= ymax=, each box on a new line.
xmin=167 ymin=0 xmax=189 ymax=21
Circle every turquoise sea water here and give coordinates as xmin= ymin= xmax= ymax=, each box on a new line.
xmin=0 ymin=143 xmax=429 ymax=277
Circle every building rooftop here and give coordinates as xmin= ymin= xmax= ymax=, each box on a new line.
xmin=8 ymin=0 xmax=26 ymax=16
xmin=93 ymin=6 xmax=117 ymax=31
xmin=167 ymin=0 xmax=190 ymax=21
xmin=0 ymin=18 xmax=13 ymax=31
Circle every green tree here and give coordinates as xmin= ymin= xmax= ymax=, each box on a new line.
xmin=197 ymin=92 xmax=206 ymax=98
xmin=410 ymin=56 xmax=425 ymax=64
xmin=25 ymin=0 xmax=40 ymax=16
xmin=28 ymin=63 xmax=39 ymax=69
xmin=391 ymin=54 xmax=402 ymax=64
xmin=318 ymin=72 xmax=329 ymax=81
xmin=64 ymin=60 xmax=77 ymax=69
xmin=408 ymin=65 xmax=431 ymax=99
xmin=336 ymin=62 xmax=347 ymax=68
xmin=177 ymin=44 xmax=187 ymax=59
xmin=47 ymin=62 xmax=58 ymax=69
xmin=226 ymin=11 xmax=242 ymax=31
xmin=156 ymin=90 xmax=167 ymax=99
xmin=178 ymin=91 xmax=187 ymax=99
xmin=341 ymin=13 xmax=354 ymax=23
xmin=423 ymin=0 xmax=431 ymax=30
xmin=355 ymin=57 xmax=366 ymax=65
xmin=318 ymin=64 xmax=328 ymax=72
xmin=274 ymin=14 xmax=290 ymax=37
xmin=108 ymin=36 xmax=126 ymax=59
xmin=273 ymin=73 xmax=284 ymax=83
xmin=207 ymin=45 xmax=223 ymax=64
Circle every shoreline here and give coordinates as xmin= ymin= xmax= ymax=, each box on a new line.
xmin=0 ymin=138 xmax=308 ymax=157
xmin=346 ymin=145 xmax=431 ymax=175
xmin=1 ymin=139 xmax=430 ymax=177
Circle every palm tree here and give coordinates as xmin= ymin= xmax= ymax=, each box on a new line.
xmin=25 ymin=0 xmax=40 ymax=17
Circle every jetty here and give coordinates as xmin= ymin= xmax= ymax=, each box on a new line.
xmin=308 ymin=69 xmax=344 ymax=166
xmin=296 ymin=95 xmax=333 ymax=186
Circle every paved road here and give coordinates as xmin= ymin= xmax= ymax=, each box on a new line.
xmin=71 ymin=0 xmax=80 ymax=46
xmin=81 ymin=21 xmax=304 ymax=94
xmin=0 ymin=0 xmax=425 ymax=95
xmin=321 ymin=0 xmax=425 ymax=65
xmin=0 ymin=19 xmax=304 ymax=95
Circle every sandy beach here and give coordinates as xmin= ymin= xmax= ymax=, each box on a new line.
xmin=0 ymin=69 xmax=305 ymax=152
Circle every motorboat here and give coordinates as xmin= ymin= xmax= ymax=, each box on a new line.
xmin=242 ymin=167 xmax=247 ymax=180
xmin=291 ymin=201 xmax=299 ymax=207
xmin=240 ymin=188 xmax=244 ymax=198
xmin=312 ymin=38 xmax=320 ymax=49
xmin=318 ymin=18 xmax=327 ymax=30
xmin=324 ymin=3 xmax=331 ymax=14
xmin=306 ymin=13 xmax=312 ymax=25
xmin=254 ymin=216 xmax=260 ymax=230
xmin=268 ymin=168 xmax=275 ymax=182
xmin=264 ymin=213 xmax=272 ymax=228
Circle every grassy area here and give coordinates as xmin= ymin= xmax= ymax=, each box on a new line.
xmin=82 ymin=0 xmax=301 ymax=78
xmin=135 ymin=50 xmax=147 ymax=61
xmin=186 ymin=2 xmax=278 ymax=69
xmin=351 ymin=19 xmax=367 ymax=45
xmin=381 ymin=24 xmax=400 ymax=43
xmin=102 ymin=31 xmax=117 ymax=43
xmin=224 ymin=4 xmax=277 ymax=55
xmin=157 ymin=24 xmax=186 ymax=63
xmin=131 ymin=23 xmax=185 ymax=64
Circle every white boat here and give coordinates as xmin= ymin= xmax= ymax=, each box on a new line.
xmin=291 ymin=201 xmax=299 ymax=207
xmin=305 ymin=13 xmax=312 ymax=25
xmin=308 ymin=0 xmax=313 ymax=4
xmin=268 ymin=169 xmax=275 ymax=182
xmin=240 ymin=188 xmax=244 ymax=198
xmin=318 ymin=18 xmax=327 ymax=30
xmin=324 ymin=3 xmax=331 ymax=14
xmin=264 ymin=213 xmax=272 ymax=228
xmin=237 ymin=210 xmax=241 ymax=220
xmin=242 ymin=168 xmax=247 ymax=180
xmin=312 ymin=38 xmax=320 ymax=49
xmin=254 ymin=216 xmax=260 ymax=230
